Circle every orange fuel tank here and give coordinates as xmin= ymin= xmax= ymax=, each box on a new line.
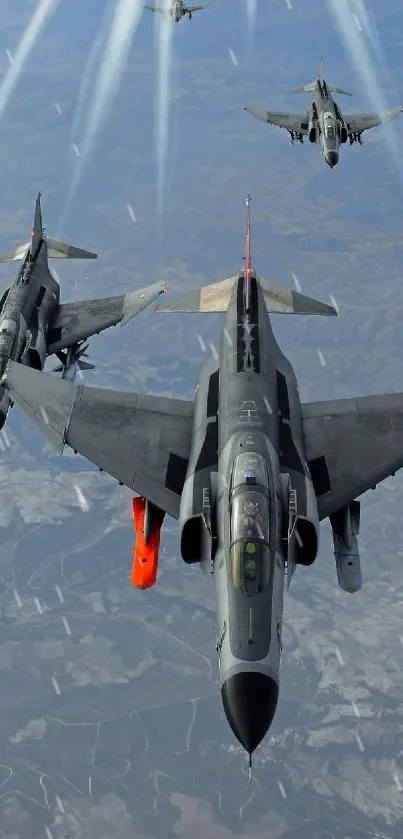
xmin=131 ymin=497 xmax=164 ymax=589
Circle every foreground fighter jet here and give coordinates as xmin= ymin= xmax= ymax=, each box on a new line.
xmin=244 ymin=54 xmax=403 ymax=168
xmin=4 ymin=197 xmax=403 ymax=770
xmin=143 ymin=0 xmax=211 ymax=22
xmin=0 ymin=193 xmax=165 ymax=427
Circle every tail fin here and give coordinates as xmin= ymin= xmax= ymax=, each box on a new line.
xmin=244 ymin=194 xmax=252 ymax=313
xmin=287 ymin=52 xmax=353 ymax=96
xmin=155 ymin=278 xmax=337 ymax=316
xmin=31 ymin=192 xmax=44 ymax=257
xmin=319 ymin=51 xmax=324 ymax=84
xmin=156 ymin=196 xmax=337 ymax=317
xmin=0 ymin=193 xmax=98 ymax=263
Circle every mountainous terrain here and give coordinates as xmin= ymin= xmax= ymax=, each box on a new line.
xmin=0 ymin=1 xmax=403 ymax=836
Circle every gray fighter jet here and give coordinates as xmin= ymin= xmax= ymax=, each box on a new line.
xmin=143 ymin=0 xmax=211 ymax=22
xmin=4 ymin=196 xmax=403 ymax=771
xmin=244 ymin=54 xmax=403 ymax=168
xmin=0 ymin=193 xmax=165 ymax=428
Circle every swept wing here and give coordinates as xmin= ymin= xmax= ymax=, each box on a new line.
xmin=3 ymin=361 xmax=193 ymax=519
xmin=344 ymin=106 xmax=403 ymax=136
xmin=186 ymin=4 xmax=211 ymax=10
xmin=5 ymin=364 xmax=403 ymax=526
xmin=46 ymin=282 xmax=165 ymax=355
xmin=302 ymin=394 xmax=403 ymax=521
xmin=244 ymin=106 xmax=309 ymax=136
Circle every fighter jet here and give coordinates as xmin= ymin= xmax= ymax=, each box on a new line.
xmin=4 ymin=197 xmax=403 ymax=771
xmin=0 ymin=193 xmax=165 ymax=428
xmin=244 ymin=54 xmax=403 ymax=168
xmin=143 ymin=0 xmax=211 ymax=22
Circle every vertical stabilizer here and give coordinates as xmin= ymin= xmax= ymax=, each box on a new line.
xmin=31 ymin=192 xmax=44 ymax=257
xmin=155 ymin=195 xmax=337 ymax=317
xmin=287 ymin=53 xmax=352 ymax=96
xmin=244 ymin=194 xmax=252 ymax=313
xmin=319 ymin=51 xmax=324 ymax=84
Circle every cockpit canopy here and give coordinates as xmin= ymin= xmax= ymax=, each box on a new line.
xmin=229 ymin=452 xmax=272 ymax=596
xmin=323 ymin=113 xmax=335 ymax=139
xmin=231 ymin=452 xmax=269 ymax=492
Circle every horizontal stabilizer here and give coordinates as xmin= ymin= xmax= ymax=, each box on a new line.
xmin=327 ymin=85 xmax=353 ymax=96
xmin=287 ymin=83 xmax=318 ymax=95
xmin=0 ymin=238 xmax=97 ymax=262
xmin=156 ymin=276 xmax=337 ymax=317
xmin=0 ymin=242 xmax=30 ymax=263
xmin=287 ymin=83 xmax=352 ymax=96
xmin=262 ymin=280 xmax=336 ymax=316
xmin=46 ymin=238 xmax=97 ymax=259
xmin=156 ymin=277 xmax=236 ymax=313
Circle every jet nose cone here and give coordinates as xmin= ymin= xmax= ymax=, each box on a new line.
xmin=221 ymin=672 xmax=279 ymax=753
xmin=325 ymin=151 xmax=339 ymax=168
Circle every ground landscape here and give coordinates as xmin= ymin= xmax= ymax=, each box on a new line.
xmin=1 ymin=0 xmax=403 ymax=836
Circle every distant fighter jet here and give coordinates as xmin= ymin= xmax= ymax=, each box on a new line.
xmin=143 ymin=0 xmax=211 ymax=22
xmin=0 ymin=193 xmax=165 ymax=428
xmin=244 ymin=53 xmax=403 ymax=168
xmin=4 ymin=197 xmax=403 ymax=770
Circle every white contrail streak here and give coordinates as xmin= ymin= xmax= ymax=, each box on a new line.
xmin=59 ymin=0 xmax=144 ymax=226
xmin=327 ymin=0 xmax=402 ymax=174
xmin=155 ymin=0 xmax=175 ymax=222
xmin=0 ymin=0 xmax=60 ymax=121
xmin=349 ymin=0 xmax=384 ymax=65
xmin=244 ymin=0 xmax=258 ymax=47
xmin=69 ymin=6 xmax=113 ymax=152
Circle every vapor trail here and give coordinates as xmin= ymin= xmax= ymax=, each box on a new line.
xmin=59 ymin=0 xmax=144 ymax=231
xmin=327 ymin=0 xmax=402 ymax=174
xmin=0 ymin=0 xmax=60 ymax=121
xmin=244 ymin=0 xmax=258 ymax=48
xmin=155 ymin=0 xmax=175 ymax=224
xmin=69 ymin=4 xmax=113 ymax=151
xmin=349 ymin=0 xmax=384 ymax=66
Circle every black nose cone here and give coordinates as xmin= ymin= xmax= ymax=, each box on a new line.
xmin=325 ymin=151 xmax=339 ymax=168
xmin=221 ymin=671 xmax=279 ymax=753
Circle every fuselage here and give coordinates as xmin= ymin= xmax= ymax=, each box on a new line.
xmin=178 ymin=267 xmax=320 ymax=755
xmin=172 ymin=0 xmax=186 ymax=21
xmin=210 ymin=273 xmax=318 ymax=755
xmin=0 ymin=238 xmax=59 ymax=427
xmin=310 ymin=81 xmax=344 ymax=168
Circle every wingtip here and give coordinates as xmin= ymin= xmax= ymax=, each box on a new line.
xmin=320 ymin=303 xmax=338 ymax=317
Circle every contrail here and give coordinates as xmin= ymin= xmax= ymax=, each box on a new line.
xmin=155 ymin=0 xmax=175 ymax=225
xmin=349 ymin=0 xmax=384 ymax=66
xmin=327 ymin=0 xmax=402 ymax=175
xmin=0 ymin=0 xmax=60 ymax=121
xmin=244 ymin=0 xmax=258 ymax=48
xmin=69 ymin=4 xmax=114 ymax=152
xmin=59 ymin=0 xmax=144 ymax=230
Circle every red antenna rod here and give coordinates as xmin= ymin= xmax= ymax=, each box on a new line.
xmin=244 ymin=194 xmax=252 ymax=313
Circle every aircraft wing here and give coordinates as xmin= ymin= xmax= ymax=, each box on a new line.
xmin=186 ymin=4 xmax=210 ymax=10
xmin=302 ymin=393 xmax=403 ymax=522
xmin=244 ymin=106 xmax=309 ymax=136
xmin=46 ymin=282 xmax=165 ymax=356
xmin=143 ymin=4 xmax=165 ymax=13
xmin=2 ymin=361 xmax=193 ymax=520
xmin=344 ymin=106 xmax=403 ymax=135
